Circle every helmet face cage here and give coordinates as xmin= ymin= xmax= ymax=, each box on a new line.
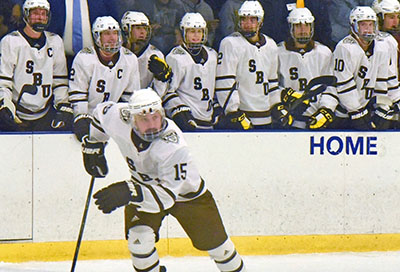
xmin=23 ymin=0 xmax=51 ymax=32
xmin=287 ymin=8 xmax=315 ymax=44
xmin=237 ymin=1 xmax=264 ymax=38
xmin=92 ymin=16 xmax=123 ymax=54
xmin=121 ymin=11 xmax=152 ymax=44
xmin=349 ymin=6 xmax=378 ymax=43
xmin=121 ymin=88 xmax=166 ymax=142
xmin=180 ymin=13 xmax=208 ymax=52
xmin=372 ymin=0 xmax=400 ymax=32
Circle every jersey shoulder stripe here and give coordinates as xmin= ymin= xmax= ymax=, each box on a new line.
xmin=170 ymin=46 xmax=186 ymax=55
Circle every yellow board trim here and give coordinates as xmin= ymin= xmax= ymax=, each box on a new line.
xmin=2 ymin=234 xmax=400 ymax=263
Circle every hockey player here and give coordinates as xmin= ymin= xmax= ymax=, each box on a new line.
xmin=215 ymin=0 xmax=288 ymax=129
xmin=277 ymin=7 xmax=338 ymax=129
xmin=69 ymin=16 xmax=140 ymax=142
xmin=81 ymin=88 xmax=246 ymax=272
xmin=121 ymin=11 xmax=172 ymax=97
xmin=332 ymin=6 xmax=393 ymax=130
xmin=162 ymin=12 xmax=218 ymax=131
xmin=0 ymin=0 xmax=72 ymax=131
xmin=372 ymin=0 xmax=400 ymax=128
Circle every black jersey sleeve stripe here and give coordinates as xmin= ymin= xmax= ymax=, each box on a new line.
xmin=0 ymin=76 xmax=12 ymax=81
xmin=337 ymin=85 xmax=356 ymax=94
xmin=53 ymin=75 xmax=69 ymax=79
xmin=216 ymin=75 xmax=235 ymax=80
xmin=336 ymin=76 xmax=354 ymax=86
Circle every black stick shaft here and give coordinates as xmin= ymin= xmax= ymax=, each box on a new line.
xmin=70 ymin=176 xmax=95 ymax=272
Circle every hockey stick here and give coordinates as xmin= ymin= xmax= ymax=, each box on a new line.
xmin=290 ymin=75 xmax=337 ymax=110
xmin=70 ymin=176 xmax=95 ymax=272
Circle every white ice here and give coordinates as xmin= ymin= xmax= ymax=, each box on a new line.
xmin=1 ymin=252 xmax=400 ymax=272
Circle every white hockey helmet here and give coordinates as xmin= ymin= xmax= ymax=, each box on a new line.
xmin=180 ymin=12 xmax=208 ymax=52
xmin=372 ymin=0 xmax=400 ymax=31
xmin=287 ymin=7 xmax=315 ymax=44
xmin=92 ymin=16 xmax=123 ymax=54
xmin=237 ymin=1 xmax=264 ymax=37
xmin=349 ymin=6 xmax=377 ymax=43
xmin=121 ymin=11 xmax=151 ymax=43
xmin=121 ymin=88 xmax=166 ymax=141
xmin=23 ymin=0 xmax=50 ymax=32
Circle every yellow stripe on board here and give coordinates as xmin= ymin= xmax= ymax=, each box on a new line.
xmin=2 ymin=234 xmax=400 ymax=263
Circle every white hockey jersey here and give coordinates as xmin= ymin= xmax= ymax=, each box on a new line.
xmin=135 ymin=43 xmax=168 ymax=97
xmin=69 ymin=46 xmax=140 ymax=116
xmin=277 ymin=41 xmax=337 ymax=118
xmin=378 ymin=32 xmax=400 ymax=105
xmin=216 ymin=32 xmax=280 ymax=125
xmin=333 ymin=35 xmax=390 ymax=115
xmin=164 ymin=45 xmax=217 ymax=125
xmin=0 ymin=30 xmax=68 ymax=120
xmin=91 ymin=101 xmax=207 ymax=213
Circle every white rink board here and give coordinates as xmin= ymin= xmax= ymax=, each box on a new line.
xmin=1 ymin=131 xmax=400 ymax=242
xmin=0 ymin=135 xmax=32 ymax=240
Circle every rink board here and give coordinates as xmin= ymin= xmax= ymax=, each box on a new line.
xmin=1 ymin=131 xmax=400 ymax=261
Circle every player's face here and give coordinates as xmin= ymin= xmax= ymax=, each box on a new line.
xmin=383 ymin=13 xmax=399 ymax=31
xmin=28 ymin=8 xmax=48 ymax=24
xmin=131 ymin=25 xmax=148 ymax=42
xmin=186 ymin=28 xmax=204 ymax=44
xmin=100 ymin=30 xmax=119 ymax=49
xmin=240 ymin=16 xmax=259 ymax=33
xmin=358 ymin=20 xmax=375 ymax=35
xmin=134 ymin=111 xmax=163 ymax=136
xmin=293 ymin=23 xmax=311 ymax=40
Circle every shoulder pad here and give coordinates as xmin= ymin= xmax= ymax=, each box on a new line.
xmin=230 ymin=32 xmax=242 ymax=38
xmin=80 ymin=47 xmax=94 ymax=54
xmin=122 ymin=47 xmax=133 ymax=55
xmin=378 ymin=32 xmax=391 ymax=38
xmin=10 ymin=31 xmax=19 ymax=37
xmin=161 ymin=130 xmax=180 ymax=144
xmin=46 ymin=32 xmax=57 ymax=37
xmin=342 ymin=37 xmax=357 ymax=44
xmin=277 ymin=41 xmax=285 ymax=47
xmin=171 ymin=47 xmax=186 ymax=55
xmin=149 ymin=44 xmax=158 ymax=51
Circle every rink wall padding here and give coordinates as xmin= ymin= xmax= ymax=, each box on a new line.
xmin=1 ymin=132 xmax=400 ymax=262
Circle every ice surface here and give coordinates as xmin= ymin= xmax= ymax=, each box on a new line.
xmin=1 ymin=252 xmax=400 ymax=272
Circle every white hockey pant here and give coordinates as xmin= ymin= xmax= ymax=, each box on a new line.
xmin=127 ymin=225 xmax=161 ymax=272
xmin=208 ymin=238 xmax=246 ymax=272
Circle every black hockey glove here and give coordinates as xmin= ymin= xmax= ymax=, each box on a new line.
xmin=281 ymin=87 xmax=310 ymax=117
xmin=82 ymin=136 xmax=108 ymax=178
xmin=271 ymin=103 xmax=293 ymax=128
xmin=307 ymin=108 xmax=334 ymax=129
xmin=148 ymin=54 xmax=173 ymax=83
xmin=171 ymin=105 xmax=197 ymax=131
xmin=370 ymin=106 xmax=394 ymax=130
xmin=0 ymin=97 xmax=22 ymax=130
xmin=281 ymin=87 xmax=303 ymax=105
xmin=51 ymin=103 xmax=73 ymax=129
xmin=73 ymin=114 xmax=92 ymax=142
xmin=93 ymin=180 xmax=143 ymax=214
xmin=214 ymin=110 xmax=252 ymax=130
xmin=349 ymin=108 xmax=372 ymax=130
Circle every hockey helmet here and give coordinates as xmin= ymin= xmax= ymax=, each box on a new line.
xmin=121 ymin=88 xmax=166 ymax=142
xmin=287 ymin=7 xmax=314 ymax=44
xmin=121 ymin=11 xmax=151 ymax=44
xmin=180 ymin=12 xmax=208 ymax=52
xmin=92 ymin=16 xmax=123 ymax=54
xmin=349 ymin=6 xmax=377 ymax=43
xmin=237 ymin=1 xmax=264 ymax=38
xmin=372 ymin=0 xmax=400 ymax=32
xmin=23 ymin=0 xmax=50 ymax=32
